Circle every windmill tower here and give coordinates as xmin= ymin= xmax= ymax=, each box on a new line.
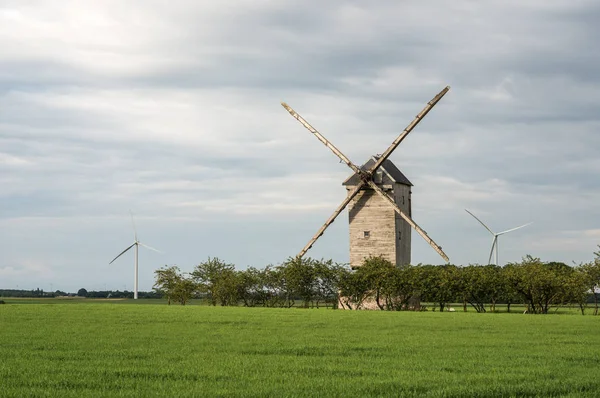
xmin=281 ymin=86 xmax=451 ymax=266
xmin=343 ymin=157 xmax=413 ymax=268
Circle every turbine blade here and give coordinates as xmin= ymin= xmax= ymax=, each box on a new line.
xmin=130 ymin=210 xmax=138 ymax=241
xmin=139 ymin=242 xmax=163 ymax=254
xmin=109 ymin=243 xmax=136 ymax=264
xmin=488 ymin=236 xmax=497 ymax=265
xmin=281 ymin=102 xmax=363 ymax=176
xmin=497 ymin=222 xmax=533 ymax=235
xmin=368 ymin=180 xmax=449 ymax=262
xmin=298 ymin=182 xmax=365 ymax=258
xmin=465 ymin=209 xmax=495 ymax=236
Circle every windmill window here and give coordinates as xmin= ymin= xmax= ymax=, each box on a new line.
xmin=398 ymin=231 xmax=402 ymax=241
xmin=402 ymin=195 xmax=405 ymax=204
xmin=363 ymin=231 xmax=370 ymax=239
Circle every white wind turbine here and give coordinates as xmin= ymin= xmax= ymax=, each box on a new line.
xmin=465 ymin=209 xmax=532 ymax=266
xmin=109 ymin=211 xmax=162 ymax=299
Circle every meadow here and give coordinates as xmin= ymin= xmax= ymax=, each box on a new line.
xmin=1 ymin=301 xmax=600 ymax=397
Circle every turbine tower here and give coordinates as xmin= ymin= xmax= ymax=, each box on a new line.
xmin=465 ymin=209 xmax=532 ymax=265
xmin=109 ymin=211 xmax=162 ymax=299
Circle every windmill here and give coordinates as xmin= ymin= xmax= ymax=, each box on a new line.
xmin=109 ymin=211 xmax=162 ymax=299
xmin=465 ymin=209 xmax=532 ymax=265
xmin=281 ymin=86 xmax=451 ymax=267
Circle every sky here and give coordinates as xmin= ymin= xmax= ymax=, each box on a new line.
xmin=2 ymin=0 xmax=600 ymax=293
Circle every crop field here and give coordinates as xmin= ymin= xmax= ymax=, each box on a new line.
xmin=1 ymin=302 xmax=600 ymax=397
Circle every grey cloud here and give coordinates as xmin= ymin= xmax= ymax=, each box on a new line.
xmin=2 ymin=1 xmax=600 ymax=290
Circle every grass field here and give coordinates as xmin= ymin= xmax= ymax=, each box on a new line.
xmin=1 ymin=301 xmax=600 ymax=397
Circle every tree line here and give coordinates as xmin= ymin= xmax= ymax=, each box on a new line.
xmin=75 ymin=289 xmax=162 ymax=299
xmin=0 ymin=288 xmax=51 ymax=298
xmin=153 ymin=257 xmax=345 ymax=308
xmin=154 ymin=248 xmax=600 ymax=315
xmin=0 ymin=289 xmax=160 ymax=299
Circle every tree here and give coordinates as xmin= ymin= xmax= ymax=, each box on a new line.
xmin=237 ymin=267 xmax=262 ymax=307
xmin=561 ymin=268 xmax=589 ymax=315
xmin=588 ymin=246 xmax=600 ymax=315
xmin=453 ymin=266 xmax=470 ymax=312
xmin=580 ymin=258 xmax=600 ymax=315
xmin=154 ymin=265 xmax=183 ymax=305
xmin=458 ymin=265 xmax=488 ymax=313
xmin=499 ymin=264 xmax=521 ymax=312
xmin=248 ymin=266 xmax=285 ymax=308
xmin=191 ymin=257 xmax=236 ymax=306
xmin=485 ymin=265 xmax=505 ymax=312
xmin=338 ymin=266 xmax=370 ymax=310
xmin=153 ymin=265 xmax=197 ymax=305
xmin=379 ymin=264 xmax=420 ymax=311
xmin=337 ymin=256 xmax=409 ymax=311
xmin=355 ymin=256 xmax=397 ymax=310
xmin=212 ymin=269 xmax=240 ymax=306
xmin=456 ymin=265 xmax=503 ymax=313
xmin=77 ymin=288 xmax=88 ymax=297
xmin=313 ymin=259 xmax=348 ymax=308
xmin=418 ymin=264 xmax=458 ymax=312
xmin=505 ymin=256 xmax=575 ymax=314
xmin=172 ymin=277 xmax=197 ymax=306
xmin=279 ymin=257 xmax=318 ymax=308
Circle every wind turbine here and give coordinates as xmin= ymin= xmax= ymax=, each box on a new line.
xmin=465 ymin=209 xmax=532 ymax=265
xmin=109 ymin=211 xmax=162 ymax=299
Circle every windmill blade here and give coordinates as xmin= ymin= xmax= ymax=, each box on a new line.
xmin=298 ymin=182 xmax=366 ymax=258
xmin=464 ymin=209 xmax=495 ymax=236
xmin=139 ymin=242 xmax=163 ymax=254
xmin=497 ymin=222 xmax=533 ymax=236
xmin=281 ymin=102 xmax=364 ymax=177
xmin=488 ymin=236 xmax=497 ymax=265
xmin=369 ymin=86 xmax=450 ymax=175
xmin=129 ymin=210 xmax=138 ymax=241
xmin=109 ymin=242 xmax=136 ymax=264
xmin=367 ymin=181 xmax=449 ymax=262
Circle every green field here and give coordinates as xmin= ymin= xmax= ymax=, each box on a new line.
xmin=1 ymin=301 xmax=600 ymax=397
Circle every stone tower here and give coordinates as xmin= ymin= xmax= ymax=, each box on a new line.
xmin=342 ymin=156 xmax=412 ymax=268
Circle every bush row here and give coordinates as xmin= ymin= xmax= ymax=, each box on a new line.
xmin=154 ymin=250 xmax=600 ymax=314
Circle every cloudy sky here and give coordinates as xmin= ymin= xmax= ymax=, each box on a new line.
xmin=2 ymin=0 xmax=599 ymax=293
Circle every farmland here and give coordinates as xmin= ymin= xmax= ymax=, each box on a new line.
xmin=1 ymin=302 xmax=600 ymax=397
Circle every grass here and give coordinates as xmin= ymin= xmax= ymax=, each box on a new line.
xmin=1 ymin=302 xmax=600 ymax=397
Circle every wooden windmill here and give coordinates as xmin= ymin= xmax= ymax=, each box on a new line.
xmin=281 ymin=86 xmax=451 ymax=267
